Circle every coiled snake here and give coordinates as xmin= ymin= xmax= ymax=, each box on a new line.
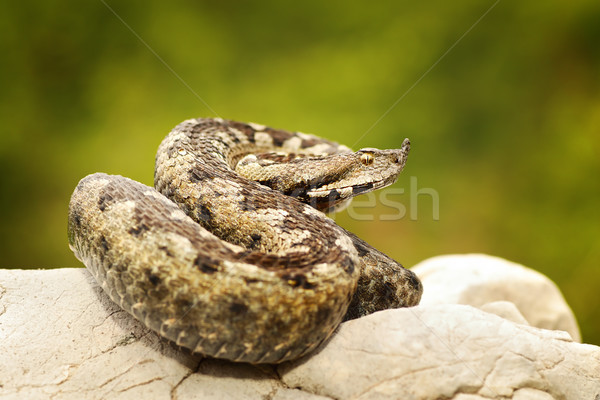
xmin=68 ymin=118 xmax=422 ymax=363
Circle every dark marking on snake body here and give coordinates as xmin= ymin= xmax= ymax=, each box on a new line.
xmin=147 ymin=272 xmax=161 ymax=286
xmin=189 ymin=168 xmax=212 ymax=182
xmin=194 ymin=255 xmax=218 ymax=274
xmin=263 ymin=127 xmax=293 ymax=147
xmin=159 ymin=246 xmax=174 ymax=257
xmin=128 ymin=223 xmax=149 ymax=237
xmin=352 ymin=182 xmax=374 ymax=196
xmin=283 ymin=274 xmax=316 ymax=290
xmin=229 ymin=302 xmax=249 ymax=314
xmin=100 ymin=236 xmax=109 ymax=252
xmin=98 ymin=193 xmax=113 ymax=211
xmin=250 ymin=233 xmax=262 ymax=246
xmin=195 ymin=203 xmax=212 ymax=222
xmin=73 ymin=212 xmax=81 ymax=227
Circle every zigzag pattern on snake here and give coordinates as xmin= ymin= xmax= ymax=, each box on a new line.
xmin=68 ymin=118 xmax=422 ymax=363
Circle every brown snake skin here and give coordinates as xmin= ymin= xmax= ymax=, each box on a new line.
xmin=68 ymin=118 xmax=422 ymax=363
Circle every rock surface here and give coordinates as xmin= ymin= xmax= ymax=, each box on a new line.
xmin=0 ymin=268 xmax=329 ymax=400
xmin=412 ymin=253 xmax=581 ymax=341
xmin=279 ymin=305 xmax=599 ymax=399
xmin=1 ymin=255 xmax=598 ymax=399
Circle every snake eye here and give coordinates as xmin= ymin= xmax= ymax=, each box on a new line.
xmin=360 ymin=152 xmax=374 ymax=166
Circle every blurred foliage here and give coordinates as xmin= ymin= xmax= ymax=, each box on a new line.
xmin=0 ymin=1 xmax=599 ymax=343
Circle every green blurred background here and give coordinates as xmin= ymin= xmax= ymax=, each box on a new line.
xmin=1 ymin=1 xmax=598 ymax=343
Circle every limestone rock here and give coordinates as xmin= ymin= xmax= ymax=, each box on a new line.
xmin=279 ymin=305 xmax=600 ymax=399
xmin=412 ymin=254 xmax=581 ymax=341
xmin=0 ymin=269 xmax=317 ymax=400
xmin=479 ymin=300 xmax=529 ymax=325
xmin=2 ymin=263 xmax=598 ymax=400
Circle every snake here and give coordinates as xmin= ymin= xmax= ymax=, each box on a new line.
xmin=68 ymin=118 xmax=422 ymax=364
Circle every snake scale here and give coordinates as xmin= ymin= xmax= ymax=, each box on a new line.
xmin=68 ymin=118 xmax=422 ymax=363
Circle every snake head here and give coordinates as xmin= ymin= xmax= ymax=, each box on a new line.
xmin=233 ymin=133 xmax=410 ymax=213
xmin=303 ymin=138 xmax=410 ymax=212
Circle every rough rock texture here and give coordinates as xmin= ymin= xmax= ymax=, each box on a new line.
xmin=279 ymin=305 xmax=600 ymax=399
xmin=412 ymin=253 xmax=581 ymax=342
xmin=1 ymin=256 xmax=599 ymax=399
xmin=479 ymin=300 xmax=529 ymax=325
xmin=0 ymin=269 xmax=323 ymax=400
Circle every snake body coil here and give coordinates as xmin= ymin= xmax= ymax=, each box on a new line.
xmin=68 ymin=118 xmax=422 ymax=363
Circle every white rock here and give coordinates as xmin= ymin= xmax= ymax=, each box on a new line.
xmin=2 ymin=265 xmax=598 ymax=400
xmin=0 ymin=269 xmax=304 ymax=400
xmin=452 ymin=393 xmax=554 ymax=400
xmin=412 ymin=254 xmax=581 ymax=341
xmin=271 ymin=389 xmax=332 ymax=400
xmin=279 ymin=305 xmax=600 ymax=400
xmin=171 ymin=358 xmax=329 ymax=400
xmin=479 ymin=300 xmax=529 ymax=325
xmin=512 ymin=388 xmax=556 ymax=400
xmin=172 ymin=359 xmax=284 ymax=400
